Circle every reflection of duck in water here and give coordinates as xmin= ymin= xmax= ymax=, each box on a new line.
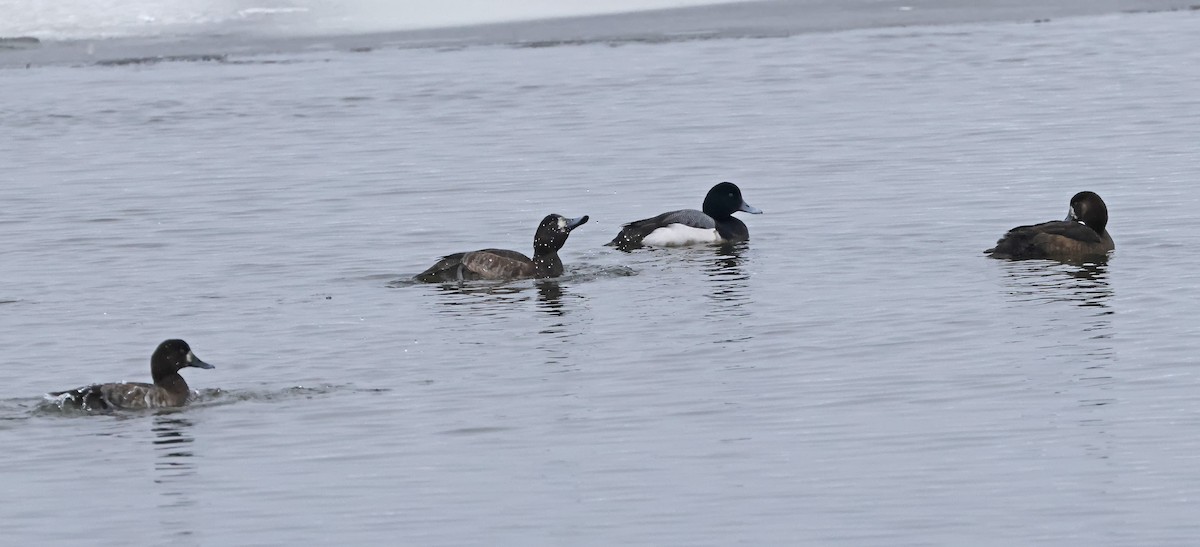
xmin=702 ymin=244 xmax=753 ymax=322
xmin=153 ymin=416 xmax=195 ymax=454
xmin=426 ymin=276 xmax=574 ymax=320
xmin=987 ymin=191 xmax=1114 ymax=262
xmin=48 ymin=340 xmax=215 ymax=411
xmin=153 ymin=416 xmax=197 ymax=475
xmin=416 ymin=214 xmax=589 ymax=282
xmin=536 ymin=280 xmax=565 ymax=316
xmin=1001 ymin=261 xmax=1113 ymax=310
xmin=608 ymin=182 xmax=762 ymax=251
xmin=150 ymin=414 xmax=199 ymax=532
xmin=708 ymin=242 xmax=748 ymax=278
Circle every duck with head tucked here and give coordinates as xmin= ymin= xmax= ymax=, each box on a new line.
xmin=48 ymin=339 xmax=215 ymax=411
xmin=986 ymin=191 xmax=1114 ymax=261
xmin=608 ymin=182 xmax=762 ymax=251
xmin=415 ymin=213 xmax=590 ymax=282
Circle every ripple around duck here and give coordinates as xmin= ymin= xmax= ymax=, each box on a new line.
xmin=386 ymin=262 xmax=637 ymax=289
xmin=9 ymin=384 xmax=389 ymax=419
xmin=189 ymin=384 xmax=391 ymax=408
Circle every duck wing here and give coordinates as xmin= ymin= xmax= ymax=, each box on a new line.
xmin=987 ymin=220 xmax=1104 ymax=259
xmin=459 ymin=249 xmax=535 ymax=279
xmin=608 ymin=209 xmax=715 ymax=250
xmin=415 ymin=252 xmax=470 ymax=282
xmin=415 ymin=249 xmax=537 ymax=282
xmin=50 ymin=382 xmax=158 ymax=411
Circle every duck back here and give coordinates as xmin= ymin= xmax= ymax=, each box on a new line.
xmin=415 ymin=249 xmax=537 ymax=282
xmin=987 ymin=220 xmax=1113 ymax=260
xmin=51 ymin=381 xmax=189 ymax=411
xmin=609 ymin=209 xmax=717 ymax=250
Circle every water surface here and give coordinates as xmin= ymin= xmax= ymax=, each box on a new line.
xmin=2 ymin=8 xmax=1200 ymax=545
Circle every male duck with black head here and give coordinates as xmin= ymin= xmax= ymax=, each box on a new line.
xmin=607 ymin=182 xmax=762 ymax=251
xmin=416 ymin=213 xmax=590 ymax=282
xmin=49 ymin=339 xmax=214 ymax=411
xmin=986 ymin=191 xmax=1114 ymax=261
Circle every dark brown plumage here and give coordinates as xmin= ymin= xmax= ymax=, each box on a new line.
xmin=986 ymin=191 xmax=1114 ymax=261
xmin=415 ymin=214 xmax=589 ymax=282
xmin=48 ymin=339 xmax=215 ymax=411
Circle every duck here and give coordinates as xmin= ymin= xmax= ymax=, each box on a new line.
xmin=48 ymin=339 xmax=214 ymax=411
xmin=607 ymin=182 xmax=762 ymax=251
xmin=986 ymin=191 xmax=1114 ymax=261
xmin=415 ymin=213 xmax=590 ymax=282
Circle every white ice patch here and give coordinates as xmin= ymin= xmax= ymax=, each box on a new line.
xmin=0 ymin=0 xmax=744 ymax=41
xmin=641 ymin=224 xmax=720 ymax=247
xmin=238 ymin=7 xmax=310 ymax=18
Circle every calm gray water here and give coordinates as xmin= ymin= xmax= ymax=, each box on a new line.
xmin=3 ymin=9 xmax=1200 ymax=545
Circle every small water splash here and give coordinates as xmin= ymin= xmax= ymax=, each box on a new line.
xmin=38 ymin=391 xmax=92 ymax=415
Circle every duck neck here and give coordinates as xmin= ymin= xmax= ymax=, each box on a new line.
xmin=703 ymin=206 xmax=733 ymax=221
xmin=154 ymin=372 xmax=190 ymax=395
xmin=531 ymin=250 xmax=563 ymax=278
xmin=715 ymin=217 xmax=749 ymax=240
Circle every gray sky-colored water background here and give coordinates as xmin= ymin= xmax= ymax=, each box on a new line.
xmin=3 ymin=0 xmax=1200 ymax=544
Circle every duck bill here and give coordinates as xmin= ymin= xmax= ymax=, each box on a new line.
xmin=739 ymin=201 xmax=763 ymax=214
xmin=1065 ymin=207 xmax=1078 ymax=222
xmin=186 ymin=351 xmax=215 ymax=370
xmin=565 ymin=215 xmax=590 ymax=231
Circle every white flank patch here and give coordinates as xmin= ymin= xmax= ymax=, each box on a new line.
xmin=641 ymin=224 xmax=721 ymax=247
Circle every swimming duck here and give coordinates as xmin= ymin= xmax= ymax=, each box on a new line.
xmin=415 ymin=214 xmax=590 ymax=282
xmin=48 ymin=339 xmax=214 ymax=411
xmin=608 ymin=182 xmax=762 ymax=251
xmin=986 ymin=191 xmax=1114 ymax=260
